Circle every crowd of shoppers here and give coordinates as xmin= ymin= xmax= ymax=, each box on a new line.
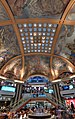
xmin=0 ymin=103 xmax=75 ymax=119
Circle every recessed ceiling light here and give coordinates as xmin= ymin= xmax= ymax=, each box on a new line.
xmin=50 ymin=37 xmax=53 ymax=40
xmin=20 ymin=29 xmax=23 ymax=32
xmin=34 ymin=32 xmax=37 ymax=36
xmin=43 ymin=33 xmax=45 ymax=36
xmin=50 ymin=41 xmax=52 ymax=43
xmin=38 ymin=33 xmax=41 ymax=36
xmin=42 ymin=40 xmax=45 ymax=43
xmin=23 ymin=24 xmax=27 ymax=27
xmin=23 ymin=41 xmax=25 ymax=44
xmin=21 ymin=37 xmax=24 ymax=40
xmin=18 ymin=24 xmax=22 ymax=28
xmin=30 ymin=33 xmax=32 ymax=36
xmin=38 ymin=50 xmax=40 ymax=52
xmin=48 ymin=24 xmax=52 ymax=27
xmin=39 ymin=24 xmax=42 ymax=27
xmin=24 ymin=48 xmax=26 ymax=50
xmin=52 ymin=29 xmax=56 ymax=32
xmin=31 ymin=41 xmax=33 ymax=43
xmin=31 ymin=44 xmax=33 ymax=46
xmin=49 ymin=48 xmax=51 ymax=50
xmin=34 ymin=44 xmax=37 ymax=46
xmin=42 ymin=37 xmax=45 ymax=39
xmin=30 ymin=37 xmax=33 ymax=40
xmin=34 ymin=24 xmax=37 ymax=27
xmin=38 ymin=43 xmax=41 ymax=46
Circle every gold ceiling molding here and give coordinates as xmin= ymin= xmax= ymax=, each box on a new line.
xmin=64 ymin=20 xmax=75 ymax=25
xmin=0 ymin=20 xmax=12 ymax=26
xmin=1 ymin=18 xmax=75 ymax=27
xmin=16 ymin=18 xmax=59 ymax=24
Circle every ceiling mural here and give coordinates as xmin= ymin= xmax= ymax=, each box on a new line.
xmin=52 ymin=57 xmax=75 ymax=79
xmin=24 ymin=55 xmax=50 ymax=78
xmin=7 ymin=0 xmax=70 ymax=18
xmin=0 ymin=2 xmax=9 ymax=21
xmin=2 ymin=58 xmax=22 ymax=80
xmin=66 ymin=3 xmax=75 ymax=20
xmin=55 ymin=25 xmax=75 ymax=66
xmin=1 ymin=55 xmax=50 ymax=80
xmin=58 ymin=72 xmax=73 ymax=79
xmin=0 ymin=25 xmax=21 ymax=69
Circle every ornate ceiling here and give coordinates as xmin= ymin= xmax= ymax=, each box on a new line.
xmin=0 ymin=0 xmax=75 ymax=81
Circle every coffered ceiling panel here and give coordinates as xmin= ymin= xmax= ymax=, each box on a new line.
xmin=18 ymin=22 xmax=57 ymax=54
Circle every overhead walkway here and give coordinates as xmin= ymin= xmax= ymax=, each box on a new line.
xmin=10 ymin=93 xmax=66 ymax=112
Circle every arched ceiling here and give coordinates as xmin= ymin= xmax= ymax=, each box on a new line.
xmin=0 ymin=0 xmax=75 ymax=82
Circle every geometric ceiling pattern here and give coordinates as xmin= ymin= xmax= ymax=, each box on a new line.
xmin=18 ymin=23 xmax=57 ymax=54
xmin=0 ymin=0 xmax=75 ymax=82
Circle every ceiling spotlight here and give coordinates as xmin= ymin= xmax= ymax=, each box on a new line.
xmin=42 ymin=37 xmax=45 ymax=39
xmin=38 ymin=33 xmax=41 ymax=36
xmin=34 ymin=32 xmax=37 ymax=36
xmin=34 ymin=44 xmax=37 ymax=46
xmin=48 ymin=24 xmax=52 ymax=27
xmin=23 ymin=41 xmax=25 ymax=44
xmin=38 ymin=43 xmax=41 ymax=46
xmin=20 ymin=29 xmax=23 ymax=32
xmin=21 ymin=37 xmax=24 ymax=40
xmin=39 ymin=24 xmax=42 ymax=27
xmin=42 ymin=40 xmax=45 ymax=43
xmin=23 ymin=24 xmax=27 ymax=27
xmin=34 ymin=24 xmax=37 ymax=27
xmin=49 ymin=48 xmax=51 ymax=50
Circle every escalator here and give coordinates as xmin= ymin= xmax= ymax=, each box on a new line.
xmin=10 ymin=96 xmax=31 ymax=112
xmin=46 ymin=93 xmax=66 ymax=109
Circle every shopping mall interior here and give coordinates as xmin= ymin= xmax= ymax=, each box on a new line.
xmin=0 ymin=0 xmax=75 ymax=119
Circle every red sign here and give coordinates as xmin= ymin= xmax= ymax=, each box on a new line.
xmin=66 ymin=99 xmax=75 ymax=107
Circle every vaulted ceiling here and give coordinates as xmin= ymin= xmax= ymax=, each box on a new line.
xmin=0 ymin=0 xmax=75 ymax=82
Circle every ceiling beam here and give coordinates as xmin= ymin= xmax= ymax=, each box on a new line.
xmin=16 ymin=18 xmax=59 ymax=24
xmin=0 ymin=20 xmax=12 ymax=26
xmin=64 ymin=20 xmax=75 ymax=25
